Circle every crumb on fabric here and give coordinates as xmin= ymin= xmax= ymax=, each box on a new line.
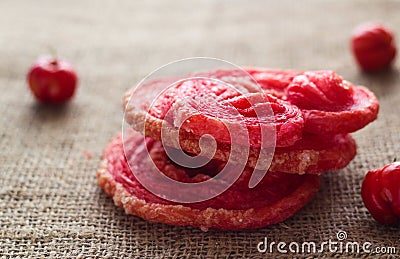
xmin=83 ymin=149 xmax=92 ymax=160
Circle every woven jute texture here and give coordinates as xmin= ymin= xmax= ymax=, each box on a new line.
xmin=1 ymin=0 xmax=399 ymax=258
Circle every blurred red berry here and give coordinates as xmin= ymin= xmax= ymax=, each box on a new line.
xmin=351 ymin=23 xmax=397 ymax=72
xmin=361 ymin=162 xmax=400 ymax=226
xmin=27 ymin=56 xmax=78 ymax=104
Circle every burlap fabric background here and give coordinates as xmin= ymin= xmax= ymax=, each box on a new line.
xmin=1 ymin=0 xmax=399 ymax=258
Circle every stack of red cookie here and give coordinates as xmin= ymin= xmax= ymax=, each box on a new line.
xmin=97 ymin=68 xmax=379 ymax=230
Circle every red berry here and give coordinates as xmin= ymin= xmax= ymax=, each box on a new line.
xmin=361 ymin=162 xmax=400 ymax=226
xmin=351 ymin=23 xmax=397 ymax=72
xmin=27 ymin=56 xmax=78 ymax=104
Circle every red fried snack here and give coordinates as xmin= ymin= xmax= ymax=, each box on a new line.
xmin=125 ymin=106 xmax=356 ymax=174
xmin=129 ymin=76 xmax=303 ymax=148
xmin=194 ymin=68 xmax=302 ymax=98
xmin=100 ymin=67 xmax=380 ymax=231
xmin=244 ymin=68 xmax=303 ymax=96
xmin=286 ymin=71 xmax=379 ymax=134
xmin=97 ymin=133 xmax=320 ymax=230
xmin=173 ymin=92 xmax=304 ymax=148
xmin=193 ymin=68 xmax=379 ymax=135
xmin=273 ymin=133 xmax=356 ymax=174
xmin=124 ymin=69 xmax=378 ymax=144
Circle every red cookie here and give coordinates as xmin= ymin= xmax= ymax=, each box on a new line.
xmin=244 ymin=68 xmax=303 ymax=96
xmin=124 ymin=69 xmax=378 ymax=143
xmin=125 ymin=75 xmax=304 ymax=148
xmin=99 ymin=67 xmax=379 ymax=231
xmin=194 ymin=68 xmax=302 ymax=97
xmin=192 ymin=68 xmax=379 ymax=135
xmin=273 ymin=133 xmax=356 ymax=174
xmin=124 ymin=110 xmax=356 ymax=174
xmin=173 ymin=92 xmax=304 ymax=148
xmin=286 ymin=71 xmax=379 ymax=134
xmin=97 ymin=133 xmax=320 ymax=230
